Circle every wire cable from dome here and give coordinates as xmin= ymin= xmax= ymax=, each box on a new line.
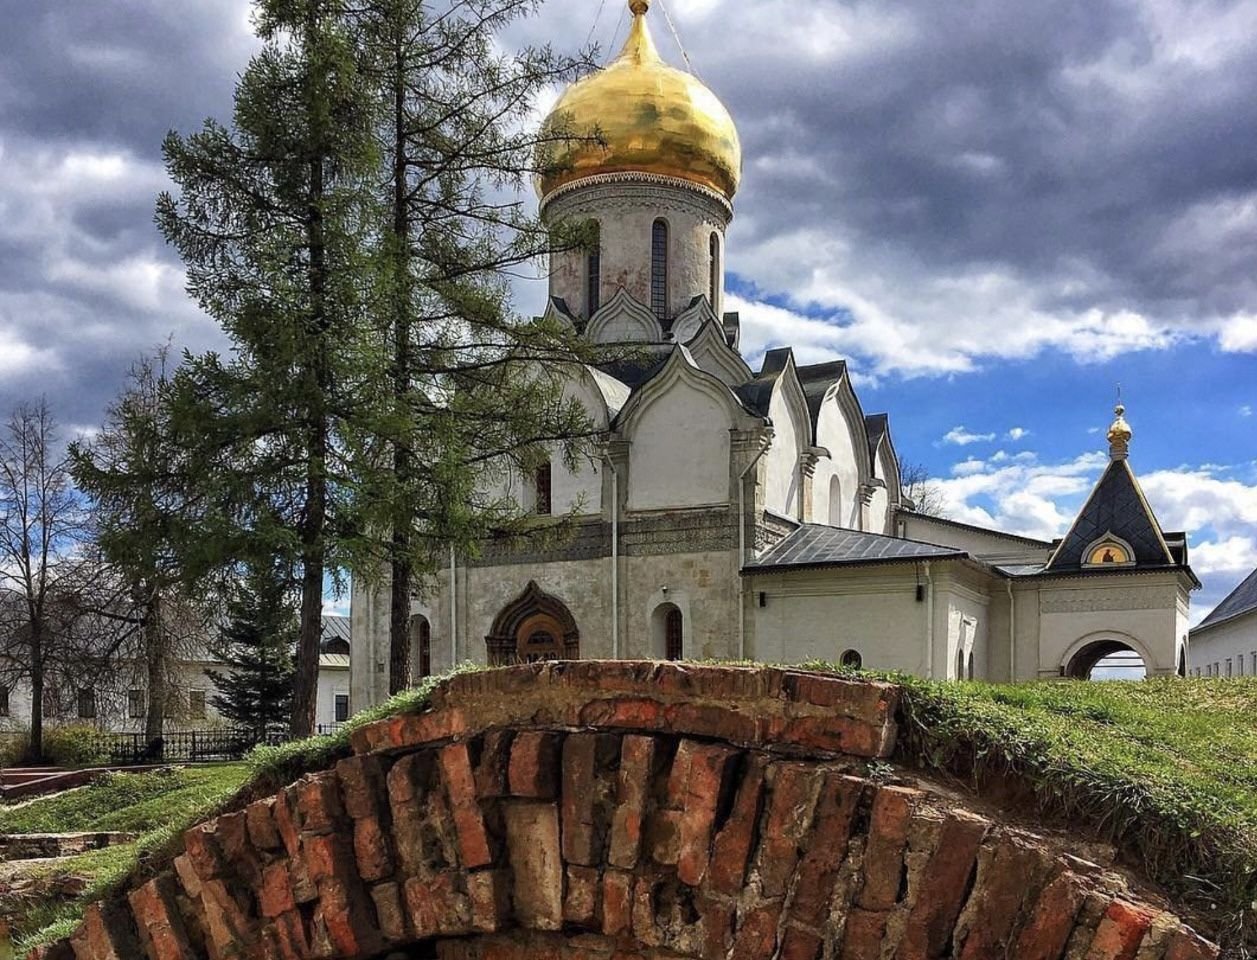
xmin=655 ymin=0 xmax=702 ymax=79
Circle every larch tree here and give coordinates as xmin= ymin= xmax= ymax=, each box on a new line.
xmin=156 ymin=0 xmax=378 ymax=737
xmin=346 ymin=0 xmax=601 ymax=693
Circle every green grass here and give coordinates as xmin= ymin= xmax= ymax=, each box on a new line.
xmin=880 ymin=674 xmax=1257 ymax=951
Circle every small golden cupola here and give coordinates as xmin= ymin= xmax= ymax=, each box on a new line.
xmin=536 ymin=0 xmax=742 ymax=204
xmin=1107 ymin=402 xmax=1133 ymax=461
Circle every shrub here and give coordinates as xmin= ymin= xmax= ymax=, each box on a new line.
xmin=42 ymin=724 xmax=109 ymax=767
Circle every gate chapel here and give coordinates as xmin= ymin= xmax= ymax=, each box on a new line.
xmin=350 ymin=0 xmax=1198 ymax=708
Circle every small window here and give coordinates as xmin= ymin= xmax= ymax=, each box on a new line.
xmin=586 ymin=220 xmax=601 ymax=317
xmin=650 ymin=219 xmax=669 ymax=320
xmin=840 ymin=649 xmax=862 ymax=671
xmin=419 ymin=620 xmax=432 ymax=678
xmin=0 ymin=686 xmax=9 ymax=718
xmin=967 ymin=650 xmax=975 ymax=680
xmin=189 ymin=690 xmax=207 ymax=720
xmin=128 ymin=689 xmax=146 ymax=718
xmin=665 ymin=608 xmax=683 ymax=661
xmin=535 ymin=462 xmax=553 ymax=516
xmin=334 ymin=694 xmax=350 ymax=723
xmin=1227 ymin=659 xmax=1233 ymax=678
xmin=708 ymin=232 xmax=720 ymax=310
xmin=955 ymin=648 xmax=965 ymax=681
xmin=77 ymin=689 xmax=96 ymax=720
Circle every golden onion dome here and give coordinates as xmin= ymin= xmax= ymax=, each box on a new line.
xmin=536 ymin=0 xmax=742 ymax=203
xmin=1107 ymin=402 xmax=1133 ymax=458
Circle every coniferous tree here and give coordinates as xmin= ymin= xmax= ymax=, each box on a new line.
xmin=346 ymin=0 xmax=601 ymax=693
xmin=157 ymin=0 xmax=378 ymax=736
xmin=206 ymin=563 xmax=297 ymax=739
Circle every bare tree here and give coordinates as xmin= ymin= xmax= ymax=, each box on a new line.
xmin=901 ymin=461 xmax=948 ymax=518
xmin=0 ymin=401 xmax=94 ymax=759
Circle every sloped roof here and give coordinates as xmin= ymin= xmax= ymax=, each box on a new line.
xmin=865 ymin=413 xmax=888 ymax=464
xmin=1195 ymin=567 xmax=1257 ymax=633
xmin=796 ymin=360 xmax=849 ymax=441
xmin=322 ymin=615 xmax=351 ymax=644
xmin=1045 ymin=459 xmax=1175 ymax=572
xmin=746 ymin=524 xmax=964 ymax=572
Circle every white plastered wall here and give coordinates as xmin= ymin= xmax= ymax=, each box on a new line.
xmin=625 ymin=378 xmax=732 ymax=511
xmin=1189 ymin=611 xmax=1257 ymax=677
xmin=812 ymin=394 xmax=862 ymax=529
xmin=764 ymin=385 xmax=803 ymax=519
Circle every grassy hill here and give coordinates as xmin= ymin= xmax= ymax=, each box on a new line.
xmin=5 ymin=670 xmax=1257 ymax=954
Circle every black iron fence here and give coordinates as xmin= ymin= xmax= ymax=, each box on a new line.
xmin=90 ymin=723 xmax=346 ymax=766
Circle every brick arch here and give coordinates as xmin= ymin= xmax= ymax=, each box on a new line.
xmin=40 ymin=663 xmax=1217 ymax=960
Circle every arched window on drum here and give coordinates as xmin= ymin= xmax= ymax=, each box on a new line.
xmin=651 ymin=219 xmax=669 ymax=321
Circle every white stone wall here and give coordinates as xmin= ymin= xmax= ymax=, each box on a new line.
xmin=542 ymin=177 xmax=731 ymax=322
xmin=1190 ymin=612 xmax=1257 ymax=677
xmin=764 ymin=385 xmax=802 ymax=519
xmin=625 ymin=378 xmax=732 ymax=511
xmin=900 ymin=515 xmax=1049 ymax=563
xmin=813 ymin=399 xmax=861 ymax=529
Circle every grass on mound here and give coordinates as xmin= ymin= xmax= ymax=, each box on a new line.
xmin=870 ymin=671 xmax=1257 ymax=951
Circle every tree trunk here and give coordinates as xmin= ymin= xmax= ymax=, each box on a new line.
xmin=29 ymin=632 xmax=44 ymax=763
xmin=143 ymin=591 xmax=165 ymax=743
xmin=387 ymin=33 xmax=413 ymax=696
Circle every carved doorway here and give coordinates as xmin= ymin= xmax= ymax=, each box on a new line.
xmin=486 ymin=582 xmax=580 ymax=665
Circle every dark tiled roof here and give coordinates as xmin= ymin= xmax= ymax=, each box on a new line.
xmin=746 ymin=524 xmax=965 ymax=572
xmin=795 ymin=360 xmax=849 ymax=442
xmin=733 ymin=379 xmax=774 ymax=417
xmin=1046 ymin=460 xmax=1174 ymax=571
xmin=595 ymin=354 xmax=670 ymax=391
xmin=865 ymin=413 xmax=888 ymax=464
xmin=321 ymin=616 xmax=351 ymax=654
xmin=1195 ymin=567 xmax=1257 ymax=632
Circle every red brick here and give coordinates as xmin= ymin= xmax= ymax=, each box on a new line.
xmin=788 ymin=774 xmax=863 ymax=927
xmin=1013 ymin=871 xmax=1087 ymax=960
xmin=476 ymin=731 xmax=514 ymax=798
xmin=699 ymin=897 xmax=736 ymax=960
xmin=856 ymin=786 xmax=918 ymax=910
xmin=128 ymin=876 xmax=196 ymax=960
xmin=318 ymin=877 xmax=381 ymax=957
xmin=897 ymin=811 xmax=990 ymax=958
xmin=782 ymin=715 xmax=896 ymax=759
xmin=631 ymin=874 xmax=662 ymax=948
xmin=1085 ymin=901 xmax=1155 ymax=960
xmin=336 ymin=755 xmax=389 ymax=820
xmin=509 ymin=731 xmax=563 ymax=798
xmin=296 ymin=773 xmax=344 ymax=834
xmin=667 ymin=702 xmax=760 ymax=744
xmin=672 ymin=741 xmax=737 ymax=886
xmin=257 ymin=862 xmax=297 ymax=918
xmin=602 ymin=870 xmax=634 ymax=937
xmin=562 ymin=733 xmax=600 ymax=865
xmin=352 ymin=813 xmax=394 ymax=882
xmin=708 ymin=754 xmax=769 ymax=895
xmin=780 ymin=927 xmax=824 ymax=960
xmin=405 ymin=871 xmax=472 ymax=937
xmin=608 ymin=735 xmax=656 ymax=869
xmin=71 ymin=902 xmax=142 ymax=960
xmin=646 ymin=808 xmax=684 ymax=865
xmin=301 ymin=831 xmax=356 ymax=884
xmin=245 ymin=798 xmax=283 ymax=852
xmin=504 ymin=802 xmax=564 ymax=931
xmin=957 ymin=841 xmax=1044 ymax=960
xmin=757 ymin=763 xmax=821 ymax=898
xmin=841 ymin=908 xmax=889 ymax=960
xmin=1163 ymin=930 xmax=1220 ymax=960
xmin=198 ymin=878 xmax=255 ymax=957
xmin=467 ymin=869 xmax=512 ymax=933
xmin=564 ymin=865 xmax=601 ymax=928
xmin=181 ymin=822 xmax=225 ymax=881
xmin=729 ymin=903 xmax=780 ymax=960
xmin=270 ymin=788 xmax=303 ymax=857
xmin=369 ymin=881 xmax=407 ymax=944
xmin=440 ymin=741 xmax=494 ymax=868
xmin=28 ymin=943 xmax=74 ymax=960
xmin=267 ymin=910 xmax=310 ymax=960
xmin=577 ymin=697 xmax=667 ymax=731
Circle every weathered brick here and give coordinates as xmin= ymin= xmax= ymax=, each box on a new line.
xmin=71 ymin=902 xmax=141 ymax=960
xmin=336 ymin=755 xmax=390 ymax=820
xmin=504 ymin=802 xmax=563 ymax=931
xmin=28 ymin=942 xmax=74 ymax=960
xmin=509 ymin=731 xmax=563 ymax=798
xmin=1086 ymin=901 xmax=1155 ymax=960
xmin=244 ymin=798 xmax=283 ymax=852
xmin=856 ymin=786 xmax=919 ymax=910
xmin=757 ymin=763 xmax=822 ymax=898
xmin=788 ymin=774 xmax=864 ymax=927
xmin=564 ymin=865 xmax=601 ymax=928
xmin=608 ymin=735 xmax=656 ymax=869
xmin=956 ymin=841 xmax=1044 ymax=960
xmin=646 ymin=809 xmax=684 ymax=866
xmin=476 ymin=731 xmax=515 ymax=798
xmin=370 ymin=882 xmax=408 ymax=944
xmin=318 ymin=877 xmax=381 ymax=958
xmin=257 ymin=862 xmax=297 ymax=919
xmin=296 ymin=772 xmax=345 ymax=834
xmin=698 ymin=896 xmax=736 ymax=960
xmin=602 ymin=869 xmax=634 ymax=937
xmin=405 ymin=871 xmax=471 ymax=938
xmin=896 ymin=810 xmax=990 ymax=958
xmin=708 ymin=753 xmax=769 ymax=896
xmin=667 ymin=702 xmax=760 ymax=744
xmin=440 ymin=741 xmax=494 ymax=868
xmin=352 ymin=813 xmax=395 ymax=882
xmin=841 ymin=908 xmax=889 ymax=960
xmin=561 ymin=733 xmax=600 ymax=865
xmin=729 ymin=903 xmax=780 ymax=960
xmin=780 ymin=927 xmax=825 ymax=960
xmin=467 ymin=869 xmax=512 ymax=933
xmin=783 ymin=715 xmax=897 ymax=759
xmin=1014 ymin=871 xmax=1087 ymax=960
xmin=128 ymin=875 xmax=196 ymax=960
xmin=670 ymin=741 xmax=738 ymax=886
xmin=197 ymin=879 xmax=254 ymax=957
xmin=577 ymin=697 xmax=667 ymax=731
xmin=1163 ymin=930 xmax=1220 ymax=960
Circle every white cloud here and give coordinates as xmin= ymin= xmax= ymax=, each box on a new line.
xmin=1219 ymin=316 xmax=1257 ymax=353
xmin=952 ymin=458 xmax=988 ymax=477
xmin=1241 ymin=405 xmax=1253 ymax=418
xmin=942 ymin=426 xmax=997 ymax=446
xmin=1005 ymin=427 xmax=1031 ymax=441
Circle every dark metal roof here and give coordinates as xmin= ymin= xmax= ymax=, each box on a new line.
xmin=733 ymin=379 xmax=774 ymax=417
xmin=1195 ymin=567 xmax=1257 ymax=633
xmin=865 ymin=413 xmax=888 ymax=465
xmin=795 ymin=360 xmax=849 ymax=441
xmin=745 ymin=524 xmax=965 ymax=572
xmin=1046 ymin=459 xmax=1176 ymax=571
xmin=321 ymin=615 xmax=351 ymax=654
xmin=595 ymin=354 xmax=670 ymax=391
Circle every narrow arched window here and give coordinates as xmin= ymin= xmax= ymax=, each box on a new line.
xmin=651 ymin=219 xmax=669 ymax=320
xmin=419 ymin=619 xmax=431 ymax=678
xmin=535 ymin=461 xmax=552 ymax=516
xmin=665 ymin=607 xmax=683 ymax=661
xmin=586 ymin=220 xmax=601 ymax=317
xmin=709 ymin=232 xmax=720 ymax=309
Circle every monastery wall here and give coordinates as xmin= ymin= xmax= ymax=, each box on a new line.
xmin=1191 ymin=612 xmax=1257 ymax=676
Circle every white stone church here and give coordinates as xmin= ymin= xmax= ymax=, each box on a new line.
xmin=350 ymin=0 xmax=1199 ymax=709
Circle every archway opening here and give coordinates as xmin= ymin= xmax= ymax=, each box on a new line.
xmin=651 ymin=603 xmax=684 ymax=660
xmin=1065 ymin=639 xmax=1147 ymax=681
xmin=486 ymin=582 xmax=580 ymax=666
xmin=410 ymin=615 xmax=431 ymax=680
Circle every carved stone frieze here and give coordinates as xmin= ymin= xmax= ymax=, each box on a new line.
xmin=1039 ymin=586 xmax=1168 ymax=614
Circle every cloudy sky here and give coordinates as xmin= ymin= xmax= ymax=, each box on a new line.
xmin=1 ymin=0 xmax=1254 ymax=622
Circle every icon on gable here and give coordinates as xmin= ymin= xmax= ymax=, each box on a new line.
xmin=1084 ymin=536 xmax=1134 ymax=568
